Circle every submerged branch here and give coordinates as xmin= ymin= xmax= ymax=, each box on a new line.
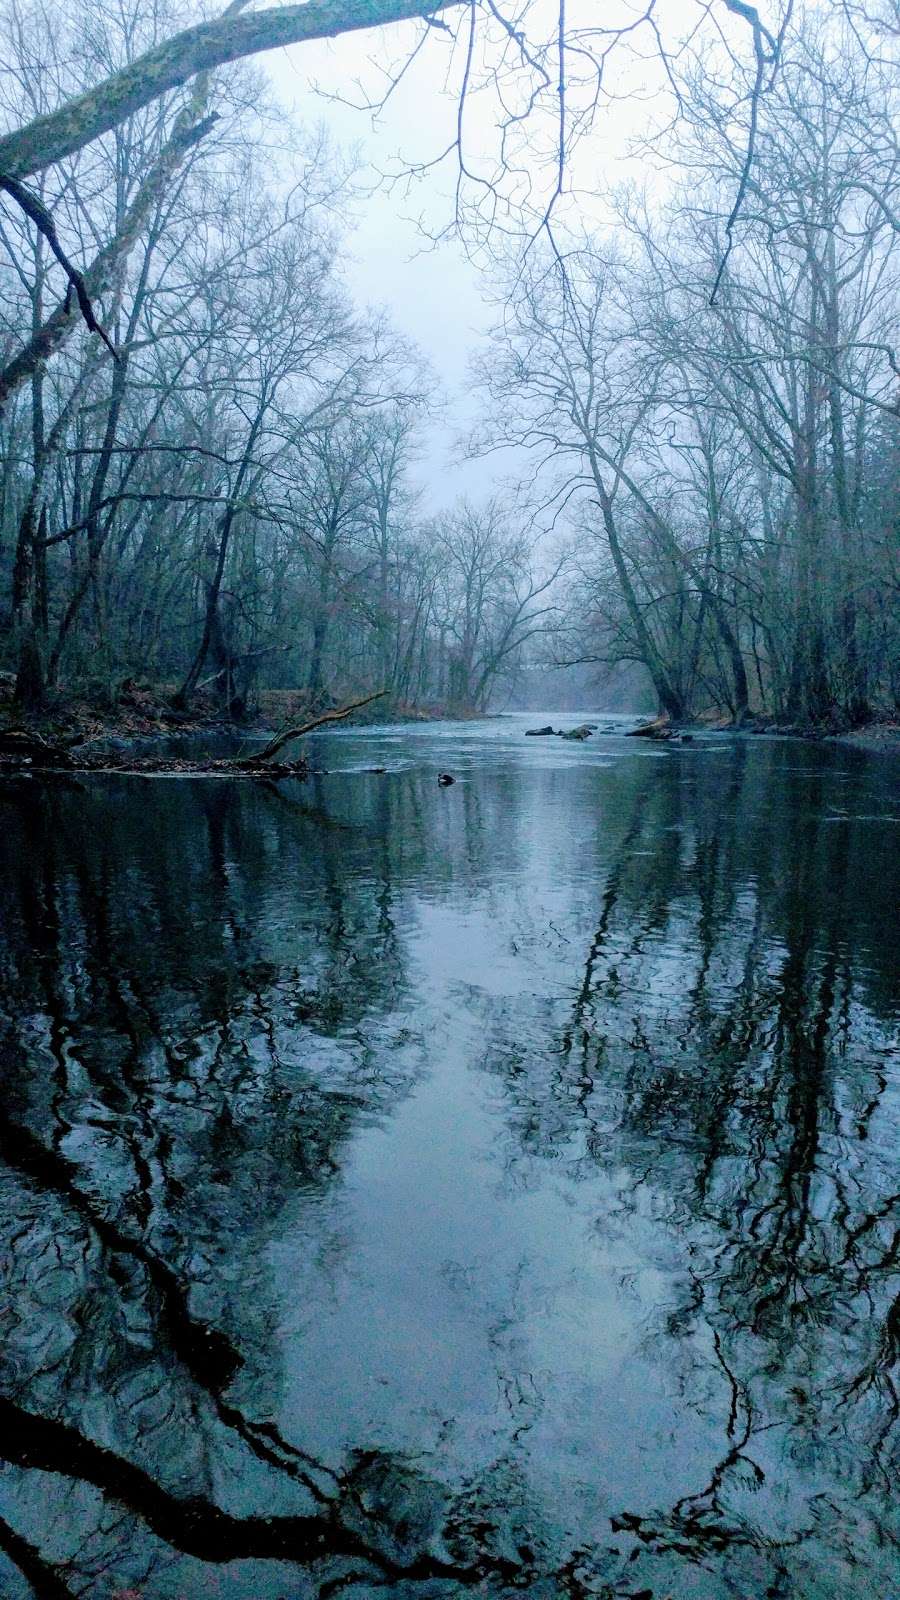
xmin=0 ymin=690 xmax=388 ymax=778
xmin=232 ymin=689 xmax=387 ymax=765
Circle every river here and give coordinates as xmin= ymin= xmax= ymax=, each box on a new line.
xmin=0 ymin=714 xmax=898 ymax=1598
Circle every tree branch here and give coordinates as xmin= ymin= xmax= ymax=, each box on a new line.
xmin=0 ymin=175 xmax=118 ymax=356
xmin=0 ymin=113 xmax=217 ymax=412
xmin=0 ymin=0 xmax=468 ymax=181
xmin=232 ymin=689 xmax=387 ymax=764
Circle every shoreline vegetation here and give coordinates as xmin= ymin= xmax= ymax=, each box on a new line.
xmin=0 ymin=681 xmax=489 ymax=776
xmin=0 ymin=684 xmax=387 ymax=778
xmin=1 ymin=681 xmax=898 ymax=777
xmin=1 ymin=0 xmax=896 ymax=796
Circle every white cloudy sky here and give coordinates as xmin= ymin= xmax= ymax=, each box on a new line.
xmin=254 ymin=0 xmax=761 ymax=511
xmin=266 ymin=24 xmax=500 ymax=503
xmin=260 ymin=1 xmax=707 ymax=506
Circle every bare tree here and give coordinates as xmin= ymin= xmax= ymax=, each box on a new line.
xmin=432 ymin=497 xmax=561 ymax=711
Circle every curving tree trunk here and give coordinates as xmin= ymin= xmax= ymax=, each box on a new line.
xmin=0 ymin=0 xmax=466 ymax=182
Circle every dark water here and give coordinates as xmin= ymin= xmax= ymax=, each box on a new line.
xmin=1 ymin=716 xmax=898 ymax=1600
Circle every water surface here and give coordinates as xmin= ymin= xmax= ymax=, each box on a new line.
xmin=1 ymin=715 xmax=898 ymax=1598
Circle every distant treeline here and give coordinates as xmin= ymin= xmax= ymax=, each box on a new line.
xmin=0 ymin=0 xmax=897 ymax=727
xmin=476 ymin=8 xmax=899 ymax=728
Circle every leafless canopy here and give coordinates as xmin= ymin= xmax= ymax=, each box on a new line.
xmin=0 ymin=0 xmax=790 ymax=335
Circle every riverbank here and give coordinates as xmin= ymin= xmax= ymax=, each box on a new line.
xmin=0 ymin=680 xmax=466 ymax=752
xmin=678 ymin=709 xmax=900 ymax=752
xmin=742 ymin=713 xmax=900 ymax=752
xmin=0 ymin=682 xmax=497 ymax=777
xmin=827 ymin=720 xmax=900 ymax=752
xmin=3 ymin=680 xmax=897 ymax=762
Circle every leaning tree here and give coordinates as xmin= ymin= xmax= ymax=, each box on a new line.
xmin=0 ymin=0 xmax=787 ymax=409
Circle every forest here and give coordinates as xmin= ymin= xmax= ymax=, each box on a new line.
xmin=0 ymin=0 xmax=897 ymax=729
xmin=1 ymin=4 xmax=898 ymax=1596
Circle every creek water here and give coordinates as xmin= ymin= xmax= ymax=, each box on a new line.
xmin=0 ymin=714 xmax=898 ymax=1599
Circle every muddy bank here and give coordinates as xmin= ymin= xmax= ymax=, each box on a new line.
xmin=826 ymin=721 xmax=900 ymax=752
xmin=0 ymin=727 xmax=310 ymax=781
xmin=0 ymin=692 xmax=393 ymax=778
xmin=625 ymin=711 xmax=900 ymax=751
xmin=0 ymin=677 xmax=274 ymax=750
xmin=0 ymin=680 xmax=473 ymax=741
xmin=0 ymin=682 xmax=478 ymax=772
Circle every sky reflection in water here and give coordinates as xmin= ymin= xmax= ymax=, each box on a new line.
xmin=0 ymin=716 xmax=897 ymax=1598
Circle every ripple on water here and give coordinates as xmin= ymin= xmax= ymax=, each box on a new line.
xmin=0 ymin=716 xmax=897 ymax=1598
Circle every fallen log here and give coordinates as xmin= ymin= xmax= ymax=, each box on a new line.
xmin=2 ymin=749 xmax=311 ymax=779
xmin=627 ymin=716 xmax=674 ymax=741
xmin=230 ymin=689 xmax=387 ymax=767
xmin=0 ymin=690 xmax=387 ymax=779
xmin=0 ymin=728 xmax=75 ymax=767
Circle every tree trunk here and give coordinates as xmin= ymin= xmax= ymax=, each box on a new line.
xmin=13 ymin=630 xmax=45 ymax=713
xmin=0 ymin=0 xmax=469 ymax=183
xmin=174 ymin=412 xmax=264 ymax=711
xmin=588 ymin=455 xmax=686 ymax=721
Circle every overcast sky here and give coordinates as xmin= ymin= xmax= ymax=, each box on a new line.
xmin=258 ymin=0 xmax=743 ymax=510
xmin=261 ymin=1 xmax=684 ymax=508
xmin=265 ymin=23 xmax=499 ymax=505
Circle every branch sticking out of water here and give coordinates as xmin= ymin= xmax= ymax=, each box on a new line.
xmin=231 ymin=690 xmax=388 ymax=767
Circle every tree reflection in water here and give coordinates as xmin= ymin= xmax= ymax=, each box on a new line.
xmin=0 ymin=734 xmax=897 ymax=1598
xmin=484 ymin=743 xmax=898 ymax=1594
